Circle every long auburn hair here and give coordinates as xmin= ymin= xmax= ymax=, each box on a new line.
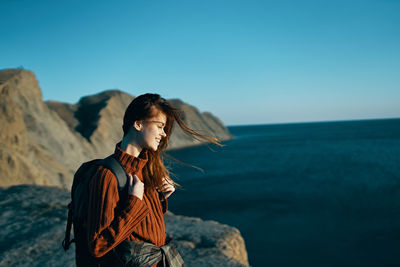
xmin=122 ymin=93 xmax=224 ymax=192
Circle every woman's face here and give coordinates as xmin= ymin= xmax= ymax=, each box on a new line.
xmin=140 ymin=112 xmax=167 ymax=151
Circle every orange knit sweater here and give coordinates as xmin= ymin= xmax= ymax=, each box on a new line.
xmin=86 ymin=142 xmax=167 ymax=265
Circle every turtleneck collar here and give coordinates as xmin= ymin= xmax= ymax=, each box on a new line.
xmin=113 ymin=141 xmax=149 ymax=175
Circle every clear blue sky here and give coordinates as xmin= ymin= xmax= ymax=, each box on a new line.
xmin=1 ymin=0 xmax=399 ymax=126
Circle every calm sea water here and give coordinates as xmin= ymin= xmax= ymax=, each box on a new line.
xmin=166 ymin=118 xmax=400 ymax=267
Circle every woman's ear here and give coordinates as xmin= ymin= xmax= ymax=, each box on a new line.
xmin=133 ymin=120 xmax=144 ymax=131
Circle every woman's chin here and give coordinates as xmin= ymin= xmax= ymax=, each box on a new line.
xmin=150 ymin=143 xmax=160 ymax=151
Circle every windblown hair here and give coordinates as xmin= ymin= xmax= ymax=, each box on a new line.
xmin=122 ymin=93 xmax=223 ymax=193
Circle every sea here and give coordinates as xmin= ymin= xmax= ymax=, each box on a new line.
xmin=166 ymin=118 xmax=400 ymax=267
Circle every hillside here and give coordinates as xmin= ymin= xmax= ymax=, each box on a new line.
xmin=0 ymin=69 xmax=233 ymax=188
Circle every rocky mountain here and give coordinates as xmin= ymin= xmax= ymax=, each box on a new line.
xmin=0 ymin=185 xmax=249 ymax=267
xmin=0 ymin=69 xmax=91 ymax=188
xmin=0 ymin=69 xmax=234 ymax=188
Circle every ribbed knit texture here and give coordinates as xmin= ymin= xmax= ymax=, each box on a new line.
xmin=87 ymin=142 xmax=167 ymax=264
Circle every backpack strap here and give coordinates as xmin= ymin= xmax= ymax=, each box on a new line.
xmin=62 ymin=203 xmax=74 ymax=251
xmin=62 ymin=156 xmax=128 ymax=252
xmin=101 ymin=155 xmax=128 ymax=189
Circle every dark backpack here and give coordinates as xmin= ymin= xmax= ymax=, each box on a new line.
xmin=62 ymin=155 xmax=128 ymax=267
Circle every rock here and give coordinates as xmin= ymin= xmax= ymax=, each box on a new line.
xmin=166 ymin=99 xmax=233 ymax=149
xmin=0 ymin=69 xmax=90 ymax=188
xmin=0 ymin=185 xmax=250 ymax=267
xmin=0 ymin=185 xmax=74 ymax=267
xmin=165 ymin=212 xmax=249 ymax=267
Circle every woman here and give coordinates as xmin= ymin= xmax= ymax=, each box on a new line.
xmin=86 ymin=93 xmax=222 ymax=266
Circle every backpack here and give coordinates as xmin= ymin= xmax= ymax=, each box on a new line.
xmin=62 ymin=155 xmax=128 ymax=266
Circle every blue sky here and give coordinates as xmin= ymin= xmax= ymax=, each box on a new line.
xmin=1 ymin=0 xmax=399 ymax=126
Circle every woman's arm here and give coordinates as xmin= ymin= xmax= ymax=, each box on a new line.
xmin=86 ymin=166 xmax=149 ymax=258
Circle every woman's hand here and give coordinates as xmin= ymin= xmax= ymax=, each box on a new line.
xmin=128 ymin=174 xmax=144 ymax=200
xmin=159 ymin=177 xmax=175 ymax=199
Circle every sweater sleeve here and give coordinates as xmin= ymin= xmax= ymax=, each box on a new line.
xmin=86 ymin=166 xmax=150 ymax=258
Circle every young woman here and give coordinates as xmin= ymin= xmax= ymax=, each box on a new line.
xmin=86 ymin=93 xmax=222 ymax=266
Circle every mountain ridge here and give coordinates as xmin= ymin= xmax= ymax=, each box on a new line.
xmin=0 ymin=68 xmax=233 ymax=188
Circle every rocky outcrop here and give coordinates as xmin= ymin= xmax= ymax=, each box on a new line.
xmin=47 ymin=89 xmax=135 ymax=157
xmin=165 ymin=212 xmax=249 ymax=267
xmin=0 ymin=69 xmax=92 ymax=188
xmin=165 ymin=99 xmax=233 ymax=149
xmin=0 ymin=69 xmax=234 ymax=188
xmin=0 ymin=185 xmax=249 ymax=267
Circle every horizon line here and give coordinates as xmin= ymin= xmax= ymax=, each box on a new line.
xmin=226 ymin=116 xmax=400 ymax=127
